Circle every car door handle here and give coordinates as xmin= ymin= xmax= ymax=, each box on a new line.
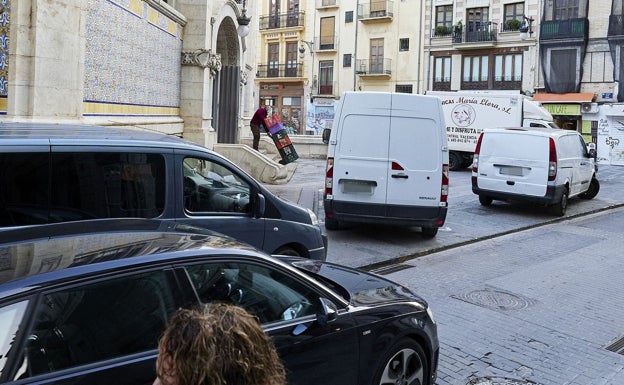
xmin=391 ymin=173 xmax=408 ymax=179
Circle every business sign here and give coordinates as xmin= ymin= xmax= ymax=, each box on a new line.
xmin=542 ymin=103 xmax=580 ymax=116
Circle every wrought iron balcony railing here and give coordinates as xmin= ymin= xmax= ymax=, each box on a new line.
xmin=355 ymin=58 xmax=392 ymax=75
xmin=609 ymin=15 xmax=624 ymax=37
xmin=453 ymin=22 xmax=498 ymax=43
xmin=540 ymin=18 xmax=588 ymax=40
xmin=256 ymin=63 xmax=303 ymax=78
xmin=259 ymin=11 xmax=305 ymax=30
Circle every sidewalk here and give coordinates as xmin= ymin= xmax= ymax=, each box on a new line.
xmin=261 ymin=157 xmax=326 ymax=216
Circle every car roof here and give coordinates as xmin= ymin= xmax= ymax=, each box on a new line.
xmin=484 ymin=127 xmax=575 ymax=138
xmin=0 ymin=219 xmax=261 ymax=292
xmin=0 ymin=121 xmax=206 ymax=151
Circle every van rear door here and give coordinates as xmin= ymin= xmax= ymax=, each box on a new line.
xmin=385 ymin=95 xmax=443 ymax=213
xmin=331 ymin=94 xmax=391 ymax=209
xmin=477 ymin=131 xmax=549 ymax=197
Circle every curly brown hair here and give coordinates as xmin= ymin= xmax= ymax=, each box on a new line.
xmin=155 ymin=303 xmax=287 ymax=385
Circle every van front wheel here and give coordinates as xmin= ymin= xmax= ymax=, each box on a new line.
xmin=551 ymin=188 xmax=568 ymax=217
xmin=579 ymin=177 xmax=600 ymax=199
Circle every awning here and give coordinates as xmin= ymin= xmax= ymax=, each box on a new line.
xmin=533 ymin=93 xmax=595 ymax=103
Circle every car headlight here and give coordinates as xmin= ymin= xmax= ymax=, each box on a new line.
xmin=307 ymin=209 xmax=319 ymax=226
xmin=426 ymin=306 xmax=436 ymax=324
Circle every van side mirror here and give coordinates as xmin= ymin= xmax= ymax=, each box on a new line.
xmin=322 ymin=128 xmax=331 ymax=144
xmin=254 ymin=193 xmax=266 ymax=218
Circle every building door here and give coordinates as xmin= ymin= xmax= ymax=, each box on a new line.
xmin=286 ymin=42 xmax=298 ymax=77
xmin=269 ymin=0 xmax=280 ymax=28
xmin=268 ymin=43 xmax=280 ymax=78
xmin=370 ymin=38 xmax=384 ymax=74
xmin=214 ymin=66 xmax=240 ymax=144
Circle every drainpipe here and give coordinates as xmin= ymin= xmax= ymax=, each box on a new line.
xmin=353 ymin=0 xmax=359 ymax=91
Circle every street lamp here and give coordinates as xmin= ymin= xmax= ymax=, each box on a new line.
xmin=299 ymin=40 xmax=314 ymax=58
xmin=237 ymin=0 xmax=251 ymax=38
xmin=519 ymin=15 xmax=534 ymax=40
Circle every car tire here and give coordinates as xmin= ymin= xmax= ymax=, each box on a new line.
xmin=551 ymin=188 xmax=568 ymax=217
xmin=274 ymin=246 xmax=302 ymax=257
xmin=449 ymin=152 xmax=462 ymax=171
xmin=421 ymin=226 xmax=438 ymax=239
xmin=372 ymin=339 xmax=430 ymax=385
xmin=324 ymin=216 xmax=340 ymax=231
xmin=579 ymin=177 xmax=600 ymax=200
xmin=479 ymin=195 xmax=493 ymax=206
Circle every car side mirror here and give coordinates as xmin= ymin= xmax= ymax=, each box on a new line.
xmin=322 ymin=128 xmax=331 ymax=144
xmin=316 ymin=297 xmax=338 ymax=326
xmin=254 ymin=193 xmax=266 ymax=218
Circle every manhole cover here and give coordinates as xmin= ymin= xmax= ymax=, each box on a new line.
xmin=452 ymin=287 xmax=536 ymax=311
xmin=467 ymin=377 xmax=540 ymax=385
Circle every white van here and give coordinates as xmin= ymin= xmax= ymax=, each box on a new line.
xmin=323 ymin=91 xmax=449 ymax=237
xmin=471 ymin=127 xmax=599 ymax=216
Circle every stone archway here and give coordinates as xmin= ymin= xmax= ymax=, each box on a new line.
xmin=213 ymin=18 xmax=241 ymax=144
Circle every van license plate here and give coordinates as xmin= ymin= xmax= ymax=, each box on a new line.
xmin=499 ymin=166 xmax=524 ymax=176
xmin=340 ymin=179 xmax=376 ymax=194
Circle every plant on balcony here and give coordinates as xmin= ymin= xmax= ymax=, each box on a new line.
xmin=454 ymin=20 xmax=463 ymax=34
xmin=505 ymin=18 xmax=521 ymax=31
xmin=434 ymin=25 xmax=449 ymax=36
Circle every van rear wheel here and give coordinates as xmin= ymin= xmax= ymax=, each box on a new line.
xmin=579 ymin=177 xmax=600 ymax=199
xmin=551 ymin=188 xmax=568 ymax=217
xmin=449 ymin=152 xmax=462 ymax=171
xmin=479 ymin=195 xmax=493 ymax=206
xmin=324 ymin=216 xmax=340 ymax=231
xmin=421 ymin=227 xmax=438 ymax=238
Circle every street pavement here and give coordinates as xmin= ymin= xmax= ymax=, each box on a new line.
xmin=264 ymin=159 xmax=624 ymax=385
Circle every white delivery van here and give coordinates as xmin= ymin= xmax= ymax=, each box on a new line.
xmin=471 ymin=127 xmax=599 ymax=216
xmin=323 ymin=91 xmax=449 ymax=237
xmin=427 ymin=91 xmax=557 ymax=170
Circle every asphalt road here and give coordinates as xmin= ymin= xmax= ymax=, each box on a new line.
xmin=265 ymin=159 xmax=624 ymax=270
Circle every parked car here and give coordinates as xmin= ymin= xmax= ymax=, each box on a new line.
xmin=472 ymin=127 xmax=599 ymax=216
xmin=0 ymin=121 xmax=326 ymax=260
xmin=0 ymin=219 xmax=438 ymax=385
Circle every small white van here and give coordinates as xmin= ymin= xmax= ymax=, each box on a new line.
xmin=323 ymin=91 xmax=449 ymax=237
xmin=471 ymin=127 xmax=599 ymax=216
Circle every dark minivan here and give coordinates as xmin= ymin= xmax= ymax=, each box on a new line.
xmin=0 ymin=122 xmax=327 ymax=260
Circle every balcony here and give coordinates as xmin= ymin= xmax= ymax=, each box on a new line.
xmin=540 ymin=18 xmax=588 ymax=41
xmin=358 ymin=1 xmax=393 ymax=23
xmin=452 ymin=22 xmax=498 ymax=48
xmin=609 ymin=15 xmax=624 ymax=38
xmin=355 ymin=58 xmax=392 ymax=78
xmin=316 ymin=0 xmax=338 ymax=10
xmin=259 ymin=11 xmax=305 ymax=31
xmin=256 ymin=63 xmax=303 ymax=79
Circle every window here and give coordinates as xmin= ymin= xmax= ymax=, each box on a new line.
xmin=503 ymin=2 xmax=524 ymax=31
xmin=463 ymin=56 xmax=488 ymax=81
xmin=320 ymin=17 xmax=336 ymax=50
xmin=22 ymin=271 xmax=175 ymax=377
xmin=286 ymin=41 xmax=299 ymax=77
xmin=186 ymin=262 xmax=319 ymax=324
xmin=319 ymin=60 xmax=334 ymax=95
xmin=433 ymin=56 xmax=451 ymax=90
xmin=494 ymin=53 xmax=522 ymax=81
xmin=343 ymin=53 xmax=352 ymax=67
xmin=268 ymin=43 xmax=280 ymax=77
xmin=345 ymin=10 xmax=353 ymax=23
xmin=183 ymin=157 xmax=251 ymax=214
xmin=395 ymin=85 xmax=413 ymax=94
xmin=554 ymin=0 xmax=579 ymax=20
xmin=399 ymin=38 xmax=409 ymax=51
xmin=435 ymin=5 xmax=453 ymax=31
xmin=0 ymin=301 xmax=29 ymax=377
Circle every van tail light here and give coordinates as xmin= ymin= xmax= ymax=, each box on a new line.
xmin=548 ymin=138 xmax=557 ymax=181
xmin=472 ymin=133 xmax=484 ymax=173
xmin=325 ymin=157 xmax=334 ymax=196
xmin=441 ymin=164 xmax=449 ymax=203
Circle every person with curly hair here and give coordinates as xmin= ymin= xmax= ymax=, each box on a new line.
xmin=153 ymin=303 xmax=286 ymax=385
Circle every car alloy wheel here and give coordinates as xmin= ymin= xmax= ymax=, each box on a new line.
xmin=375 ymin=341 xmax=428 ymax=385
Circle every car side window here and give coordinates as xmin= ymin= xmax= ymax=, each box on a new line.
xmin=186 ymin=262 xmax=319 ymax=324
xmin=20 ymin=270 xmax=175 ymax=379
xmin=0 ymin=301 xmax=29 ymax=378
xmin=183 ymin=157 xmax=251 ymax=214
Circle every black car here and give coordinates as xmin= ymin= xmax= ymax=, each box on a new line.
xmin=0 ymin=219 xmax=438 ymax=385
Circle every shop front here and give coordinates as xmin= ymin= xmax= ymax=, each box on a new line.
xmin=259 ymin=82 xmax=305 ymax=135
xmin=534 ymin=93 xmax=596 ymax=145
